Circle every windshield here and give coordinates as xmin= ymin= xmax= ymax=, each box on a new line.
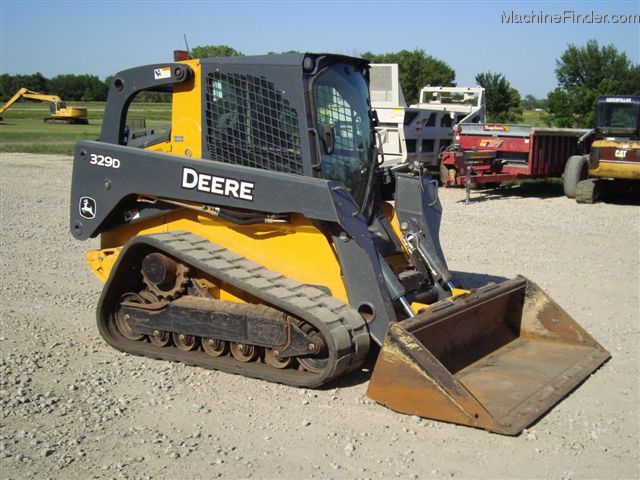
xmin=312 ymin=62 xmax=374 ymax=208
xmin=597 ymin=102 xmax=640 ymax=136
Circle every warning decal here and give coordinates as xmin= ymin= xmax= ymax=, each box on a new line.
xmin=154 ymin=67 xmax=172 ymax=80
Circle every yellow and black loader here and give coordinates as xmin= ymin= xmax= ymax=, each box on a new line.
xmin=70 ymin=52 xmax=609 ymax=435
xmin=564 ymin=95 xmax=640 ymax=203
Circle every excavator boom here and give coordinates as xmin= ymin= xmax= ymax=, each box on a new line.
xmin=0 ymin=87 xmax=87 ymax=124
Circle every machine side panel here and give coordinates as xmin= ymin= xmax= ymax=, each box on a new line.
xmin=71 ymin=141 xmax=337 ymax=240
xmin=69 ymin=141 xmax=396 ymax=341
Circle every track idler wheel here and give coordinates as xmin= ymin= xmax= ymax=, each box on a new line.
xmin=298 ymin=355 xmax=327 ymax=373
xmin=230 ymin=343 xmax=259 ymax=362
xmin=115 ymin=293 xmax=146 ymax=341
xmin=173 ymin=333 xmax=199 ymax=351
xmin=264 ymin=348 xmax=293 ymax=369
xmin=137 ymin=290 xmax=172 ymax=346
xmin=149 ymin=329 xmax=172 ymax=347
xmin=296 ymin=322 xmax=328 ymax=373
xmin=202 ymin=338 xmax=229 ymax=357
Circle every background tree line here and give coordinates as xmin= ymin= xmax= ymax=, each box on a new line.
xmin=0 ymin=73 xmax=109 ymax=102
xmin=186 ymin=42 xmax=639 ymax=127
xmin=2 ymin=40 xmax=636 ymax=128
xmin=545 ymin=40 xmax=639 ymax=127
xmin=186 ymin=45 xmax=459 ymax=107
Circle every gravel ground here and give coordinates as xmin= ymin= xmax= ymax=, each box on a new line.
xmin=0 ymin=153 xmax=638 ymax=480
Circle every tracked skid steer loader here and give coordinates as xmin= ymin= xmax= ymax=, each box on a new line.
xmin=69 ymin=52 xmax=609 ymax=435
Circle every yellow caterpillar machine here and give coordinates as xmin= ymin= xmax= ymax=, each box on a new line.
xmin=0 ymin=87 xmax=88 ymax=124
xmin=69 ymin=52 xmax=609 ymax=435
xmin=563 ymin=96 xmax=639 ymax=203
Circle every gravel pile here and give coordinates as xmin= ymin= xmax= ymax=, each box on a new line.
xmin=0 ymin=154 xmax=638 ymax=479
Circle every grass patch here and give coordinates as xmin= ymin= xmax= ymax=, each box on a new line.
xmin=0 ymin=118 xmax=100 ymax=155
xmin=0 ymin=143 xmax=77 ymax=155
xmin=0 ymin=102 xmax=171 ymax=155
xmin=0 ymin=102 xmax=555 ymax=156
xmin=522 ymin=110 xmax=547 ymax=127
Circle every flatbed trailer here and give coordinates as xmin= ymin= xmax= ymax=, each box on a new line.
xmin=440 ymin=123 xmax=591 ymax=186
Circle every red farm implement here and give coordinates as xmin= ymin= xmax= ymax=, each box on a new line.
xmin=440 ymin=123 xmax=592 ymax=188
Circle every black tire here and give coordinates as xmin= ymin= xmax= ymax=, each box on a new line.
xmin=563 ymin=155 xmax=589 ymax=198
xmin=575 ymin=178 xmax=601 ymax=204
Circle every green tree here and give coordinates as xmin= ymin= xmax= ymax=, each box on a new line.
xmin=475 ymin=72 xmax=523 ymax=123
xmin=545 ymin=40 xmax=639 ymax=127
xmin=545 ymin=88 xmax=580 ymax=127
xmin=82 ymin=77 xmax=108 ymax=101
xmin=0 ymin=73 xmax=49 ymax=100
xmin=190 ymin=45 xmax=243 ymax=59
xmin=621 ymin=65 xmax=640 ymax=94
xmin=103 ymin=75 xmax=114 ymax=91
xmin=48 ymin=74 xmax=108 ymax=101
xmin=521 ymin=94 xmax=546 ymax=111
xmin=360 ymin=49 xmax=455 ymax=104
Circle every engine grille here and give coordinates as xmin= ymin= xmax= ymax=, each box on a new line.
xmin=204 ymin=72 xmax=303 ymax=174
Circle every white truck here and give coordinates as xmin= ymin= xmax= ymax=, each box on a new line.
xmin=370 ymin=64 xmax=485 ymax=173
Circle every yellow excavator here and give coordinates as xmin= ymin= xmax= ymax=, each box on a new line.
xmin=69 ymin=52 xmax=609 ymax=435
xmin=0 ymin=87 xmax=88 ymax=124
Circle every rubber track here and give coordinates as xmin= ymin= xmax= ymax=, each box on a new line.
xmin=98 ymin=230 xmax=370 ymax=387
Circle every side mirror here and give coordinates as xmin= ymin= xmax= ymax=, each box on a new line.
xmin=319 ymin=123 xmax=335 ymax=155
xmin=370 ymin=110 xmax=380 ymax=127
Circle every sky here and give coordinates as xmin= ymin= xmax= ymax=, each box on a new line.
xmin=1 ymin=0 xmax=638 ymax=98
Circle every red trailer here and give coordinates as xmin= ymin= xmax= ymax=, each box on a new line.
xmin=440 ymin=123 xmax=591 ymax=187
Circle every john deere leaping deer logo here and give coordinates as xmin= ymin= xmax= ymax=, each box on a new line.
xmin=79 ymin=196 xmax=96 ymax=219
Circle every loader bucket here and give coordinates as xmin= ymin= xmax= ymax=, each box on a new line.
xmin=367 ymin=276 xmax=610 ymax=435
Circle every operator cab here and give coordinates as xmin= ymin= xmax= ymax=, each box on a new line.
xmin=596 ymin=96 xmax=640 ymax=140
xmin=50 ymin=101 xmax=63 ymax=114
xmin=310 ymin=61 xmax=376 ymax=211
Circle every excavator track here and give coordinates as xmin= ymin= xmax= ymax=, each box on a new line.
xmin=45 ymin=118 xmax=88 ymax=125
xmin=44 ymin=118 xmax=72 ymax=124
xmin=97 ymin=231 xmax=370 ymax=387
